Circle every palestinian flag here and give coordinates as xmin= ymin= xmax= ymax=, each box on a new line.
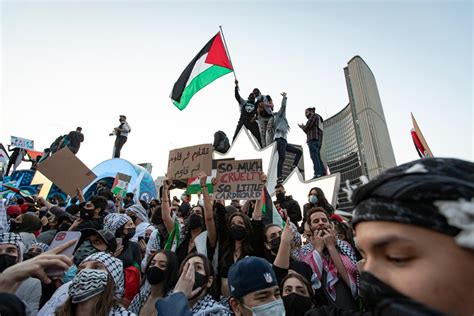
xmin=186 ymin=176 xmax=214 ymax=195
xmin=171 ymin=32 xmax=233 ymax=110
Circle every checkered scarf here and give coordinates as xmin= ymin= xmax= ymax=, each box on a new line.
xmin=28 ymin=242 xmax=49 ymax=253
xmin=0 ymin=232 xmax=25 ymax=262
xmin=191 ymin=294 xmax=232 ymax=316
xmin=104 ymin=214 xmax=132 ymax=235
xmin=126 ymin=204 xmax=149 ymax=223
xmin=82 ymin=252 xmax=124 ymax=299
xmin=140 ymin=229 xmax=160 ymax=272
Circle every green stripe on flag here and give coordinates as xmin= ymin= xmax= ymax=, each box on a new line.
xmin=174 ymin=65 xmax=232 ymax=111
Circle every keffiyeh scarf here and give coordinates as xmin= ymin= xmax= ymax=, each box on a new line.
xmin=82 ymin=252 xmax=124 ymax=299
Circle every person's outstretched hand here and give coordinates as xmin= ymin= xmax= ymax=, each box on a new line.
xmin=0 ymin=239 xmax=75 ymax=293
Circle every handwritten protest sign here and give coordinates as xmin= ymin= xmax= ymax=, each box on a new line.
xmin=215 ymin=159 xmax=264 ymax=200
xmin=167 ymin=144 xmax=212 ymax=181
xmin=11 ymin=136 xmax=34 ymax=150
xmin=111 ymin=172 xmax=132 ymax=197
xmin=37 ymin=147 xmax=96 ymax=197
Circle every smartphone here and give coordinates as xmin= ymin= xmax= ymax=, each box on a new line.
xmin=46 ymin=231 xmax=81 ymax=277
xmin=137 ymin=236 xmax=144 ymax=243
xmin=116 ymin=238 xmax=123 ymax=249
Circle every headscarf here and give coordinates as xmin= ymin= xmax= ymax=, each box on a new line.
xmin=27 ymin=242 xmax=49 ymax=253
xmin=127 ymin=204 xmax=149 ymax=223
xmin=81 ymin=252 xmax=124 ymax=299
xmin=352 ymin=158 xmax=474 ymax=249
xmin=0 ymin=232 xmax=25 ymax=262
xmin=140 ymin=229 xmax=160 ymax=273
xmin=103 ymin=214 xmax=132 ymax=236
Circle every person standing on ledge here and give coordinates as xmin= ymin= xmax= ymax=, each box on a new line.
xmin=111 ymin=115 xmax=131 ymax=158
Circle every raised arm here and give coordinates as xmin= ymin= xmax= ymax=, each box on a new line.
xmin=161 ymin=179 xmax=175 ymax=234
xmin=278 ymin=92 xmax=288 ymax=116
xmin=199 ymin=171 xmax=217 ymax=248
xmin=234 ymin=80 xmax=244 ymax=105
xmin=274 ymin=218 xmax=292 ymax=269
xmin=252 ymin=173 xmax=268 ymax=222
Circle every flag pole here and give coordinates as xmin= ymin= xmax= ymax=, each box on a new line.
xmin=219 ymin=25 xmax=238 ymax=82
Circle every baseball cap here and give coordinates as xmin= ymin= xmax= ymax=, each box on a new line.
xmin=79 ymin=228 xmax=117 ymax=253
xmin=228 ymin=256 xmax=277 ymax=298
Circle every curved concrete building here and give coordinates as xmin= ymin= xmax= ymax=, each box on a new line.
xmin=323 ymin=56 xmax=396 ymax=210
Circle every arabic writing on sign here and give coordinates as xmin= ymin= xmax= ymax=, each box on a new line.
xmin=167 ymin=144 xmax=212 ymax=180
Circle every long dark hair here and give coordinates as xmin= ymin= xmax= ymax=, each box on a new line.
xmin=144 ymin=250 xmax=179 ymax=294
xmin=179 ymin=252 xmax=216 ymax=299
xmin=281 ymin=273 xmax=316 ymax=307
xmin=308 ymin=187 xmax=333 ymax=213
xmin=220 ymin=212 xmax=253 ymax=263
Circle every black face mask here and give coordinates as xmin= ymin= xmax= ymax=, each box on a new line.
xmin=283 ymin=293 xmax=313 ymax=316
xmin=270 ymin=236 xmax=281 ymax=252
xmin=229 ymin=224 xmax=247 ymax=241
xmin=124 ymin=228 xmax=136 ymax=240
xmin=80 ymin=208 xmax=95 ymax=220
xmin=359 ymin=272 xmax=447 ymax=315
xmin=144 ymin=237 xmax=150 ymax=244
xmin=57 ymin=223 xmax=71 ymax=232
xmin=193 ymin=271 xmax=208 ymax=291
xmin=188 ymin=213 xmax=203 ymax=230
xmin=276 ymin=192 xmax=285 ymax=201
xmin=0 ymin=254 xmax=18 ymax=273
xmin=146 ymin=266 xmax=166 ymax=285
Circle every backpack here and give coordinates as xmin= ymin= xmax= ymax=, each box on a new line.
xmin=213 ymin=131 xmax=230 ymax=153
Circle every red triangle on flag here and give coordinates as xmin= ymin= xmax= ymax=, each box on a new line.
xmin=205 ymin=33 xmax=233 ymax=70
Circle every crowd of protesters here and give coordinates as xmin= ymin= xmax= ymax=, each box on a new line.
xmin=0 ymin=156 xmax=472 ymax=316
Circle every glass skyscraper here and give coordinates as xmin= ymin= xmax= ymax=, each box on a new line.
xmin=323 ymin=56 xmax=396 ymax=210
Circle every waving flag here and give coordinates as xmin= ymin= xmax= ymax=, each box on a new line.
xmin=170 ymin=32 xmax=234 ymax=111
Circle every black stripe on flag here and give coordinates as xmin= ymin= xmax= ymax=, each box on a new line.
xmin=170 ymin=34 xmax=218 ymax=103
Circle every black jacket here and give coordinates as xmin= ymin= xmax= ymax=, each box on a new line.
xmin=275 ymin=195 xmax=302 ymax=227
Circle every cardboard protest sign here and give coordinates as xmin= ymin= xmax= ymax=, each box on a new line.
xmin=37 ymin=147 xmax=96 ymax=197
xmin=167 ymin=144 xmax=212 ymax=181
xmin=215 ymin=159 xmax=264 ymax=200
xmin=111 ymin=172 xmax=132 ymax=197
xmin=11 ymin=136 xmax=34 ymax=150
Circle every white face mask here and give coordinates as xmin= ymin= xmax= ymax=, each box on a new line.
xmin=309 ymin=195 xmax=318 ymax=204
xmin=244 ymin=298 xmax=286 ymax=316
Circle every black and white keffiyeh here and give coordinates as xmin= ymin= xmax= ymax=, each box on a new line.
xmin=68 ymin=268 xmax=109 ymax=303
xmin=191 ymin=294 xmax=232 ymax=316
xmin=104 ymin=214 xmax=132 ymax=235
xmin=126 ymin=204 xmax=149 ymax=223
xmin=82 ymin=252 xmax=124 ymax=299
xmin=28 ymin=242 xmax=49 ymax=253
xmin=0 ymin=232 xmax=25 ymax=261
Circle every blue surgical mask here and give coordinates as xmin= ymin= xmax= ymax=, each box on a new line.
xmin=244 ymin=298 xmax=286 ymax=316
xmin=309 ymin=195 xmax=318 ymax=204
